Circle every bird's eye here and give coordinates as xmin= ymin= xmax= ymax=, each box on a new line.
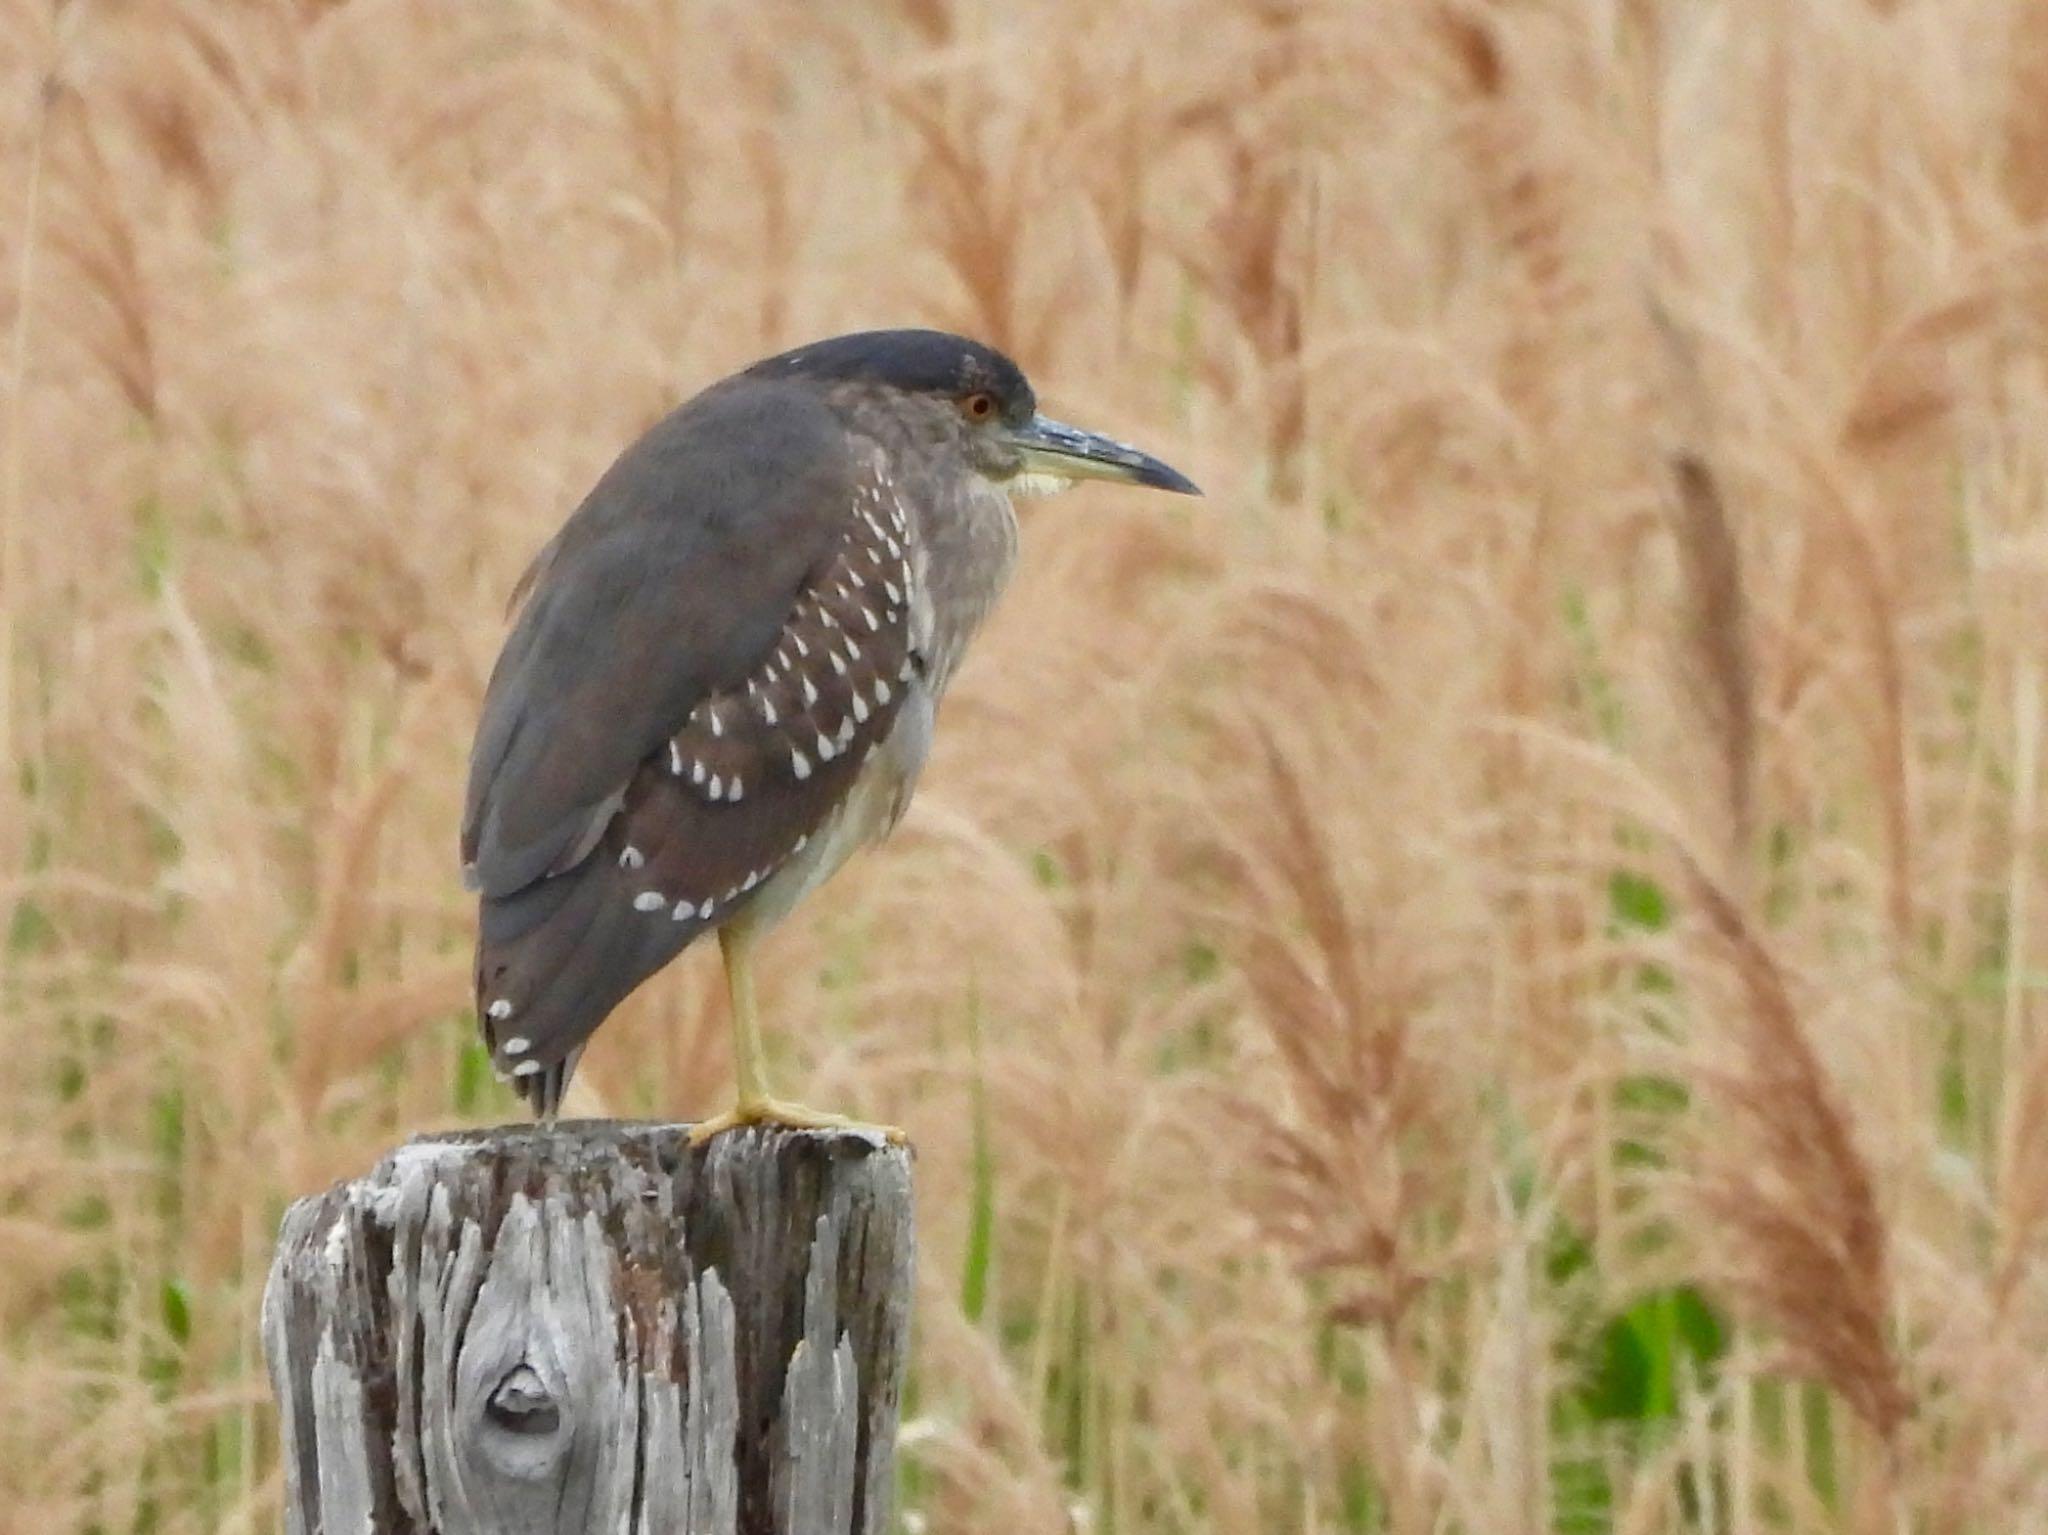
xmin=961 ymin=392 xmax=998 ymax=421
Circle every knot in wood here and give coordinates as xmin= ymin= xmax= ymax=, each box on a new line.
xmin=487 ymin=1363 xmax=562 ymax=1437
xmin=263 ymin=1125 xmax=918 ymax=1534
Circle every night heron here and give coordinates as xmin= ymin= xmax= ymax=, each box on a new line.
xmin=461 ymin=329 xmax=1199 ymax=1140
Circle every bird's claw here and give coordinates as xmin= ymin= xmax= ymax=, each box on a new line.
xmin=687 ymin=1096 xmax=907 ymax=1147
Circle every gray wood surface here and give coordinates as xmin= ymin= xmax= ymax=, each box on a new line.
xmin=262 ymin=1123 xmax=915 ymax=1535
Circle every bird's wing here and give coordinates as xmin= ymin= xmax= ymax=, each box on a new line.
xmin=461 ymin=377 xmax=916 ymax=902
xmin=461 ymin=378 xmax=927 ymax=1108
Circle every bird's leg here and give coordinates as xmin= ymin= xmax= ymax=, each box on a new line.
xmin=687 ymin=923 xmax=906 ymax=1146
xmin=725 ymin=920 xmax=773 ymax=1108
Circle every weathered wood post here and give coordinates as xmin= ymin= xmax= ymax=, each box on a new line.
xmin=262 ymin=1123 xmax=914 ymax=1534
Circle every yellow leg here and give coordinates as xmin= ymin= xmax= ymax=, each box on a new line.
xmin=726 ymin=920 xmax=772 ymax=1107
xmin=687 ymin=922 xmax=906 ymax=1146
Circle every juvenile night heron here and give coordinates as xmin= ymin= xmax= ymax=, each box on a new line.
xmin=461 ymin=329 xmax=1198 ymax=1139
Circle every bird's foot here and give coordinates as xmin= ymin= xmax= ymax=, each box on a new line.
xmin=687 ymin=1096 xmax=907 ymax=1147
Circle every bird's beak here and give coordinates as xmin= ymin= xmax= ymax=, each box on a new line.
xmin=1006 ymin=415 xmax=1202 ymax=496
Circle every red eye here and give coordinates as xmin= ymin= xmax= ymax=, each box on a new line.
xmin=962 ymin=392 xmax=997 ymax=421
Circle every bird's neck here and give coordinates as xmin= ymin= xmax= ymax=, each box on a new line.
xmin=907 ymin=472 xmax=1018 ymax=696
xmin=831 ymin=391 xmax=1021 ymax=696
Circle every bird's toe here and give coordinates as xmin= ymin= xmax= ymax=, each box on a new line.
xmin=687 ymin=1096 xmax=905 ymax=1147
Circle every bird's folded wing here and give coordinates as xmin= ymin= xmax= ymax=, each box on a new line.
xmin=460 ymin=379 xmax=913 ymax=902
xmin=465 ymin=386 xmax=927 ymax=1096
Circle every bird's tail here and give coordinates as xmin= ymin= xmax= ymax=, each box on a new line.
xmin=475 ymin=845 xmax=711 ymax=1118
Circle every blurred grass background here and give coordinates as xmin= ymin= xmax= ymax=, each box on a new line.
xmin=6 ymin=0 xmax=2048 ymax=1529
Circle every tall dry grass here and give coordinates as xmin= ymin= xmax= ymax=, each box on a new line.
xmin=5 ymin=0 xmax=2048 ymax=1529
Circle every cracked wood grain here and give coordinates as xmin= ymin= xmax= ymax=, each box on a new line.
xmin=262 ymin=1123 xmax=914 ymax=1535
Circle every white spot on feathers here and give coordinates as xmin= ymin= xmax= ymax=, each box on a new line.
xmin=512 ymin=1059 xmax=542 ymax=1077
xmin=503 ymin=1035 xmax=532 ymax=1055
xmin=792 ymin=748 xmax=812 ymax=780
xmin=633 ymin=891 xmax=665 ymax=912
xmin=619 ymin=845 xmax=645 ymax=869
xmin=487 ymin=999 xmax=513 ymax=1020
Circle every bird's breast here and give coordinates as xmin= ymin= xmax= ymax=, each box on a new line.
xmin=737 ymin=680 xmax=934 ymax=933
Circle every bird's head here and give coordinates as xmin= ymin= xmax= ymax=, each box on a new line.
xmin=746 ymin=328 xmax=1201 ymax=499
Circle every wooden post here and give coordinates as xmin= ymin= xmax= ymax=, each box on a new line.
xmin=262 ymin=1123 xmax=915 ymax=1535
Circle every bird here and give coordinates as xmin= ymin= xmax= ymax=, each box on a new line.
xmin=460 ymin=329 xmax=1199 ymax=1141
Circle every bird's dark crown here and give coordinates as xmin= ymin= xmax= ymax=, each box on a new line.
xmin=744 ymin=329 xmax=1036 ymax=424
